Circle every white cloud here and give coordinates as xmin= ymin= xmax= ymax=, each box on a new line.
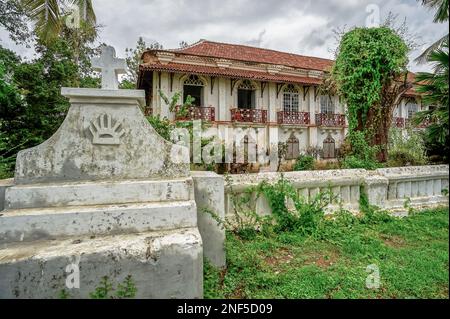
xmin=1 ymin=0 xmax=447 ymax=71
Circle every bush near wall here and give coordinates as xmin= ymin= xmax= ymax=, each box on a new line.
xmin=293 ymin=155 xmax=315 ymax=171
xmin=387 ymin=127 xmax=428 ymax=167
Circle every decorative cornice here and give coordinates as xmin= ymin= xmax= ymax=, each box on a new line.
xmin=215 ymin=59 xmax=233 ymax=69
xmin=156 ymin=52 xmax=176 ymax=65
xmin=266 ymin=64 xmax=284 ymax=75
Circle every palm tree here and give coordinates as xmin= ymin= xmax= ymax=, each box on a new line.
xmin=21 ymin=0 xmax=96 ymax=45
xmin=414 ymin=38 xmax=449 ymax=158
xmin=415 ymin=0 xmax=449 ymax=63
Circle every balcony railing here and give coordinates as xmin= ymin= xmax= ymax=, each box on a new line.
xmin=175 ymin=106 xmax=215 ymax=122
xmin=415 ymin=118 xmax=431 ymax=128
xmin=277 ymin=111 xmax=310 ymax=125
xmin=393 ymin=117 xmax=431 ymax=129
xmin=393 ymin=117 xmax=406 ymax=128
xmin=231 ymin=108 xmax=267 ymax=124
xmin=315 ymin=113 xmax=346 ymax=127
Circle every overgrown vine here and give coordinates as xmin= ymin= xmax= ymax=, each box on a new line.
xmin=332 ymin=26 xmax=411 ymax=163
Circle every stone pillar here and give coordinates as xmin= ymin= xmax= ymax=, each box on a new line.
xmin=308 ymin=86 xmax=318 ymax=149
xmin=364 ymin=176 xmax=389 ymax=208
xmin=267 ymin=83 xmax=279 ymax=171
xmin=218 ymin=78 xmax=228 ymax=121
xmin=159 ymin=72 xmax=171 ymax=119
xmin=191 ymin=172 xmax=226 ymax=269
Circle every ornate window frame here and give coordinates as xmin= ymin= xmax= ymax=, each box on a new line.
xmin=183 ymin=74 xmax=205 ymax=87
xmin=236 ymin=79 xmax=258 ymax=109
xmin=182 ymin=74 xmax=206 ymax=106
xmin=406 ymin=100 xmax=419 ymax=119
xmin=320 ymin=95 xmax=334 ymax=114
xmin=285 ymin=132 xmax=300 ymax=160
xmin=283 ymin=84 xmax=300 ymax=113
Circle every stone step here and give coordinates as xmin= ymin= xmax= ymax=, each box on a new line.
xmin=0 ymin=228 xmax=203 ymax=299
xmin=4 ymin=178 xmax=194 ymax=210
xmin=0 ymin=200 xmax=197 ymax=245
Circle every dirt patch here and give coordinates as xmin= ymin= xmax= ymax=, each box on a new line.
xmin=264 ymin=247 xmax=294 ymax=269
xmin=230 ymin=284 xmax=246 ymax=299
xmin=303 ymin=250 xmax=339 ymax=269
xmin=380 ymin=234 xmax=406 ymax=248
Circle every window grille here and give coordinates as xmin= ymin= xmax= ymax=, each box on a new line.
xmin=320 ymin=95 xmax=334 ymax=114
xmin=184 ymin=75 xmax=204 ymax=86
xmin=239 ymin=80 xmax=256 ymax=90
xmin=407 ymin=102 xmax=419 ymax=119
xmin=283 ymin=85 xmax=299 ymax=112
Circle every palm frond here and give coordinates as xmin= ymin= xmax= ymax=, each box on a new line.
xmin=21 ymin=0 xmax=62 ymax=44
xmin=420 ymin=0 xmax=449 ymax=23
xmin=415 ymin=33 xmax=448 ymax=64
xmin=71 ymin=0 xmax=96 ymax=26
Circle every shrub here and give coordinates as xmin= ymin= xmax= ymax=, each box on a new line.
xmin=293 ymin=155 xmax=315 ymax=171
xmin=340 ymin=132 xmax=381 ymax=170
xmin=387 ymin=127 xmax=428 ymax=167
xmin=341 ymin=155 xmax=381 ymax=170
xmin=256 ymin=176 xmax=335 ymax=235
xmin=313 ymin=160 xmax=340 ymax=171
xmin=146 ymin=115 xmax=173 ymax=141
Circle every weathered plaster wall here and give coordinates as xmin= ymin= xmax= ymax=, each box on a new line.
xmin=225 ymin=166 xmax=449 ymax=216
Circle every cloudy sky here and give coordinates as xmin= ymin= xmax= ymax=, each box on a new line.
xmin=1 ymin=0 xmax=448 ymax=72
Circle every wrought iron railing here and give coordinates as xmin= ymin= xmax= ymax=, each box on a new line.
xmin=175 ymin=106 xmax=215 ymax=122
xmin=393 ymin=117 xmax=406 ymax=128
xmin=230 ymin=108 xmax=267 ymax=124
xmin=315 ymin=113 xmax=346 ymax=127
xmin=393 ymin=117 xmax=431 ymax=129
xmin=277 ymin=111 xmax=310 ymax=125
xmin=406 ymin=118 xmax=431 ymax=128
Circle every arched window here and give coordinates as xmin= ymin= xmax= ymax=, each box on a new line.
xmin=286 ymin=133 xmax=300 ymax=160
xmin=323 ymin=135 xmax=336 ymax=159
xmin=406 ymin=101 xmax=419 ymax=119
xmin=183 ymin=75 xmax=204 ymax=107
xmin=238 ymin=80 xmax=256 ymax=109
xmin=320 ymin=95 xmax=334 ymax=114
xmin=283 ymin=85 xmax=299 ymax=112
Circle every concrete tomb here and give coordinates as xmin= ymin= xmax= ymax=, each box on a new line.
xmin=0 ymin=46 xmax=204 ymax=299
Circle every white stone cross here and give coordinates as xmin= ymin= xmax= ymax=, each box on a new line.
xmin=91 ymin=45 xmax=127 ymax=90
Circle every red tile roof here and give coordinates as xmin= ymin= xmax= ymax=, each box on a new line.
xmin=174 ymin=40 xmax=334 ymax=72
xmin=139 ymin=40 xmax=420 ymax=96
xmin=140 ymin=62 xmax=323 ymax=85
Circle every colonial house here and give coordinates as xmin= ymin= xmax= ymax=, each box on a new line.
xmin=137 ymin=40 xmax=424 ymax=162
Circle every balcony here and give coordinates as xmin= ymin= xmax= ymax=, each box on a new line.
xmin=393 ymin=117 xmax=406 ymax=128
xmin=315 ymin=113 xmax=346 ymax=127
xmin=407 ymin=118 xmax=431 ymax=129
xmin=277 ymin=111 xmax=310 ymax=125
xmin=175 ymin=106 xmax=215 ymax=122
xmin=415 ymin=118 xmax=431 ymax=128
xmin=231 ymin=108 xmax=267 ymax=124
xmin=393 ymin=117 xmax=431 ymax=129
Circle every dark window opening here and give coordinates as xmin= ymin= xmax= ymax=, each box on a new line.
xmin=238 ymin=89 xmax=255 ymax=109
xmin=183 ymin=85 xmax=203 ymax=107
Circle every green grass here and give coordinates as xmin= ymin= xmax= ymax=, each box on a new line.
xmin=204 ymin=207 xmax=449 ymax=299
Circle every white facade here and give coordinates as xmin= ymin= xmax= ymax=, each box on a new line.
xmin=148 ymin=72 xmax=351 ymax=158
xmin=138 ymin=41 xmax=424 ymax=163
